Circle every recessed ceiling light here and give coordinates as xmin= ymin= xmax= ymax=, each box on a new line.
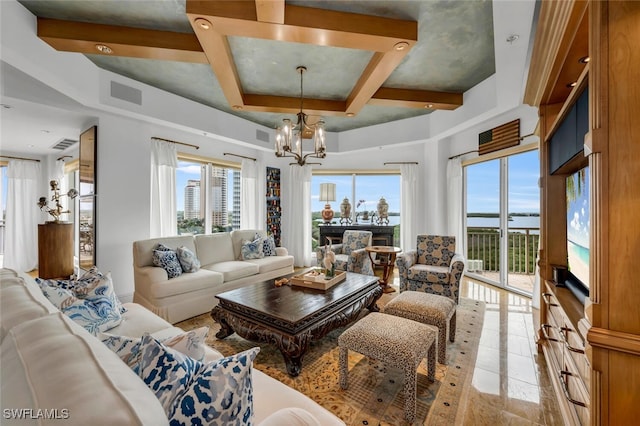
xmin=425 ymin=104 xmax=433 ymax=109
xmin=394 ymin=41 xmax=409 ymax=51
xmin=579 ymin=56 xmax=590 ymax=64
xmin=40 ymin=130 xmax=50 ymax=134
xmin=566 ymin=82 xmax=577 ymax=88
xmin=346 ymin=112 xmax=355 ymax=117
xmin=95 ymin=44 xmax=113 ymax=54
xmin=195 ymin=18 xmax=212 ymax=30
xmin=506 ymin=34 xmax=520 ymax=44
xmin=232 ymin=105 xmax=242 ymax=110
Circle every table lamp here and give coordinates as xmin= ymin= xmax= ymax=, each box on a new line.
xmin=319 ymin=183 xmax=336 ymax=224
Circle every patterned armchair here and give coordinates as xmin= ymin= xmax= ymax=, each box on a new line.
xmin=316 ymin=230 xmax=374 ymax=275
xmin=395 ymin=235 xmax=466 ymax=304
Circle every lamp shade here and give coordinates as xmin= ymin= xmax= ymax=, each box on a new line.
xmin=319 ymin=183 xmax=336 ymax=202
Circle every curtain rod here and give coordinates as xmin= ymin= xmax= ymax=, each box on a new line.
xmin=448 ymin=150 xmax=478 ymax=160
xmin=383 ymin=161 xmax=419 ymax=165
xmin=0 ymin=155 xmax=40 ymax=162
xmin=519 ymin=132 xmax=536 ymax=141
xmin=223 ymin=152 xmax=256 ymax=161
xmin=57 ymin=155 xmax=72 ymax=161
xmin=151 ymin=137 xmax=199 ymax=150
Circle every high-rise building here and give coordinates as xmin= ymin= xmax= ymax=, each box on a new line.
xmin=184 ymin=179 xmax=200 ymax=220
xmin=232 ymin=170 xmax=241 ymax=230
xmin=210 ymin=167 xmax=227 ymax=227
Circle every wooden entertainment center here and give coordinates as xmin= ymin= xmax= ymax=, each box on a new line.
xmin=525 ymin=1 xmax=640 ymax=424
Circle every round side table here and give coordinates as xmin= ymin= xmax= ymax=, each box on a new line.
xmin=365 ymin=246 xmax=402 ymax=293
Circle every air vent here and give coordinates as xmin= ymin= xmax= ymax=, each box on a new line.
xmin=256 ymin=129 xmax=270 ymax=143
xmin=51 ymin=138 xmax=77 ymax=150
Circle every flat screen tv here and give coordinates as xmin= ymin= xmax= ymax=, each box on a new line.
xmin=566 ymin=166 xmax=590 ymax=303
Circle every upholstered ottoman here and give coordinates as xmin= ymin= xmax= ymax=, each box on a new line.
xmin=383 ymin=291 xmax=456 ymax=364
xmin=338 ymin=312 xmax=436 ymax=423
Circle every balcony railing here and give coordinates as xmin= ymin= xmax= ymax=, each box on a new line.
xmin=467 ymin=227 xmax=539 ymax=275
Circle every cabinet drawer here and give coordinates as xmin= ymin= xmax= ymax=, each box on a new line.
xmin=560 ymin=367 xmax=590 ymax=425
xmin=542 ymin=290 xmax=564 ymax=326
xmin=561 ymin=325 xmax=590 ymax=392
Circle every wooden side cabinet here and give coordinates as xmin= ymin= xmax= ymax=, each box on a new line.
xmin=38 ymin=222 xmax=74 ymax=279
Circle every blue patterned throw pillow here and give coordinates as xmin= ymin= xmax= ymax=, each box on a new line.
xmin=176 ymin=245 xmax=200 ymax=273
xmin=153 ymin=246 xmax=183 ymax=278
xmin=100 ymin=327 xmax=209 ymax=375
xmin=138 ymin=334 xmax=259 ymax=425
xmin=241 ymin=238 xmax=264 ymax=260
xmin=36 ymin=279 xmax=122 ymax=334
xmin=259 ymin=233 xmax=277 ymax=257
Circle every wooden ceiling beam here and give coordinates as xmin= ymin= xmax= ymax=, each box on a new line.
xmin=255 ymin=0 xmax=284 ymax=24
xmin=187 ymin=2 xmax=417 ymax=51
xmin=242 ymin=94 xmax=346 ymax=116
xmin=370 ymin=88 xmax=463 ymax=110
xmin=37 ymin=18 xmax=208 ymax=63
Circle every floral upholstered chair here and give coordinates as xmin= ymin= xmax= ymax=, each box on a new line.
xmin=316 ymin=230 xmax=374 ymax=275
xmin=395 ymin=235 xmax=466 ymax=304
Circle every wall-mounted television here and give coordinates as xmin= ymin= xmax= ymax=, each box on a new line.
xmin=566 ymin=166 xmax=590 ymax=303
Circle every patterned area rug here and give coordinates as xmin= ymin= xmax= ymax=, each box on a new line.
xmin=177 ymin=295 xmax=485 ymax=426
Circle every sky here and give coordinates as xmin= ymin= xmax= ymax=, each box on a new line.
xmin=466 ymin=149 xmax=540 ymax=214
xmin=311 ymin=174 xmax=401 ymax=214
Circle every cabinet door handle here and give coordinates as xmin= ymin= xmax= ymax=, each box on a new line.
xmin=560 ymin=326 xmax=586 ymax=354
xmin=559 ymin=370 xmax=588 ymax=407
xmin=540 ymin=324 xmax=560 ymax=342
xmin=542 ymin=292 xmax=558 ymax=307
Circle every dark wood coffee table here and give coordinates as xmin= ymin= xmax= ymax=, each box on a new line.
xmin=211 ymin=270 xmax=382 ymax=377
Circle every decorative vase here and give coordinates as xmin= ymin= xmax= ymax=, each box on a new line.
xmin=340 ymin=197 xmax=352 ymax=225
xmin=326 ymin=263 xmax=336 ymax=278
xmin=321 ymin=203 xmax=334 ymax=223
xmin=362 ymin=210 xmax=369 ymax=221
xmin=377 ymin=197 xmax=389 ymax=218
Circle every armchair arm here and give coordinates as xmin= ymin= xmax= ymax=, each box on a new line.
xmin=346 ymin=247 xmax=374 ymax=275
xmin=395 ymin=250 xmax=417 ymax=292
xmin=275 ymin=247 xmax=288 ymax=256
xmin=447 ymin=253 xmax=466 ymax=304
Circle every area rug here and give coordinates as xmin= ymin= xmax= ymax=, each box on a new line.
xmin=177 ymin=296 xmax=485 ymax=426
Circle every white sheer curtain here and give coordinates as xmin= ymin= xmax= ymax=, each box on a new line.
xmin=286 ymin=165 xmax=312 ymax=267
xmin=400 ymin=163 xmax=419 ymax=251
xmin=4 ymin=160 xmax=41 ymax=272
xmin=447 ymin=157 xmax=465 ymax=254
xmin=150 ymin=140 xmax=177 ymax=237
xmin=240 ymin=158 xmax=261 ymax=229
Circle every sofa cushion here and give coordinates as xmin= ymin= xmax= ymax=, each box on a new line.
xmin=194 ymin=233 xmax=235 ymax=266
xmin=231 ymin=229 xmax=267 ymax=260
xmin=203 ymin=261 xmax=259 ymax=282
xmin=100 ymin=326 xmax=209 ymax=374
xmin=139 ymin=334 xmax=259 ymax=423
xmin=133 ymin=236 xmax=197 ymax=268
xmin=1 ymin=313 xmax=168 ymax=425
xmin=153 ymin=247 xmax=183 ymax=278
xmin=241 ymin=237 xmax=264 ymax=260
xmin=244 ymin=255 xmax=294 ymax=274
xmin=0 ymin=274 xmax=59 ymax=342
xmin=176 ymin=245 xmax=201 ymax=272
xmin=144 ymin=269 xmax=224 ymax=299
xmin=416 ymin=235 xmax=456 ymax=267
xmin=36 ymin=278 xmax=123 ymax=335
xmin=408 ymin=264 xmax=450 ymax=283
xmin=259 ymin=408 xmax=321 ymax=426
xmin=107 ymin=303 xmax=174 ymax=337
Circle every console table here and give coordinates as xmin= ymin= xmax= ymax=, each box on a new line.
xmin=318 ymin=225 xmax=394 ymax=247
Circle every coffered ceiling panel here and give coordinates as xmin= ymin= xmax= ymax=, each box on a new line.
xmin=19 ymin=0 xmax=495 ymax=133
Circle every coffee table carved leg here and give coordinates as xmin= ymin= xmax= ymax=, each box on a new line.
xmin=211 ymin=306 xmax=235 ymax=338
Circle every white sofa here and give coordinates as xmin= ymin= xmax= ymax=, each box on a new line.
xmin=0 ymin=268 xmax=345 ymax=425
xmin=133 ymin=229 xmax=294 ymax=323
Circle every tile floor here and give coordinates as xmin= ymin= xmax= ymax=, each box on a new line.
xmin=453 ymin=277 xmax=563 ymax=425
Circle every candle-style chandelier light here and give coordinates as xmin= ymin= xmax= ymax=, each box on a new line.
xmin=274 ymin=66 xmax=326 ymax=166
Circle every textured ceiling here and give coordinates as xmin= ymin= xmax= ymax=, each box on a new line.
xmin=18 ymin=0 xmax=495 ymax=133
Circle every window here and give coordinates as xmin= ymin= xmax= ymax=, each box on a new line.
xmin=176 ymin=157 xmax=241 ymax=235
xmin=311 ymin=173 xmax=401 ymax=250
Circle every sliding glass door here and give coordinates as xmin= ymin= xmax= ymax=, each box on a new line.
xmin=465 ymin=149 xmax=539 ymax=295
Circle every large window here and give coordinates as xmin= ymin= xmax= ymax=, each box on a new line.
xmin=176 ymin=157 xmax=241 ymax=235
xmin=311 ymin=173 xmax=401 ymax=250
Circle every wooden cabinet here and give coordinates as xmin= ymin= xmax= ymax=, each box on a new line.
xmin=266 ymin=167 xmax=281 ymax=246
xmin=318 ymin=225 xmax=394 ymax=247
xmin=38 ymin=222 xmax=74 ymax=279
xmin=526 ymin=1 xmax=640 ymax=424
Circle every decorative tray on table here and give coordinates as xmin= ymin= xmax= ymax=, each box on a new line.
xmin=290 ymin=270 xmax=346 ymax=290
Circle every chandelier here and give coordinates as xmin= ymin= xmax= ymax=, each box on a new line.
xmin=274 ymin=66 xmax=326 ymax=166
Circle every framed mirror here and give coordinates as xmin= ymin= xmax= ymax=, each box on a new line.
xmin=79 ymin=125 xmax=97 ymax=270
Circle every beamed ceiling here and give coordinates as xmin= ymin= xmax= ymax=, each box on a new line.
xmin=19 ymin=0 xmax=496 ymax=133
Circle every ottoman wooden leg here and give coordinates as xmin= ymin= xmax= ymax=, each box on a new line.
xmin=403 ymin=366 xmax=417 ymax=423
xmin=436 ymin=320 xmax=447 ymax=364
xmin=339 ymin=347 xmax=349 ymax=390
xmin=449 ymin=311 xmax=457 ymax=342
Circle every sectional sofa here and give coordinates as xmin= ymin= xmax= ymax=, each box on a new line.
xmin=0 ymin=268 xmax=344 ymax=425
xmin=133 ymin=229 xmax=294 ymax=323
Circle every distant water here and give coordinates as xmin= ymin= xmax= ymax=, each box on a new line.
xmin=467 ymin=216 xmax=540 ymax=231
